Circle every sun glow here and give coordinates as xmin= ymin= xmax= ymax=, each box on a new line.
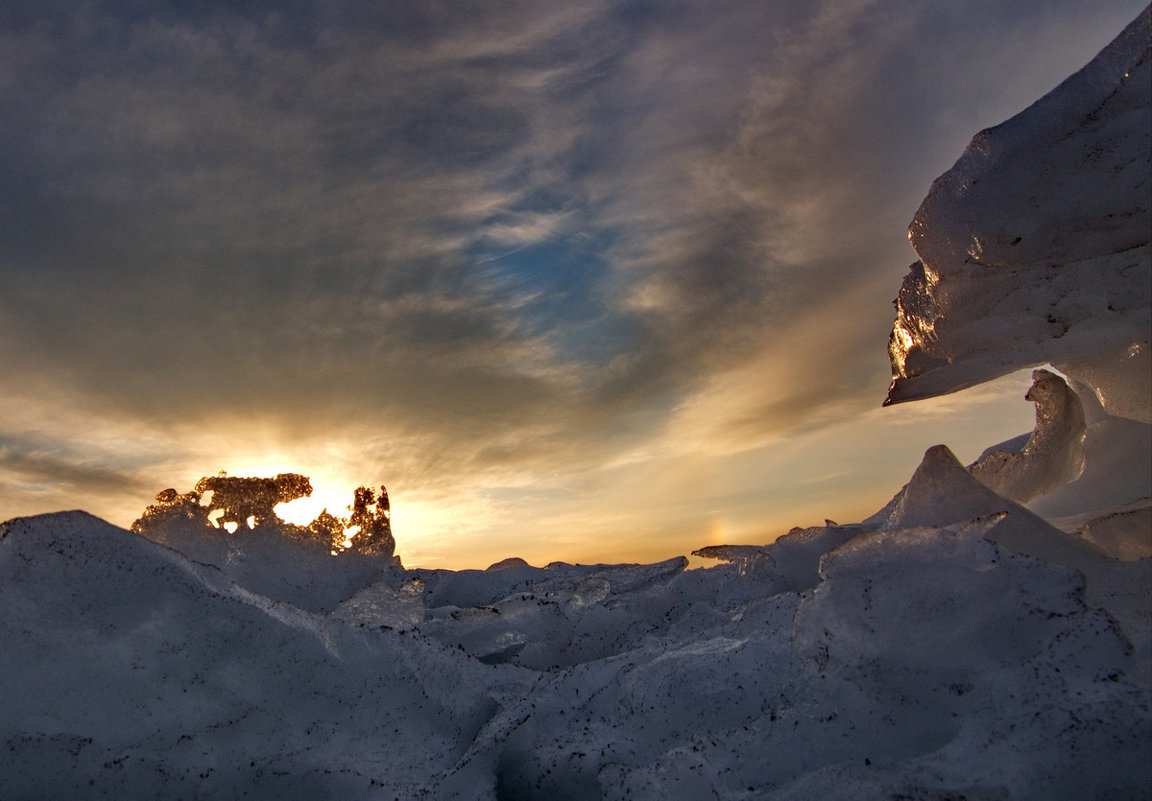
xmin=210 ymin=458 xmax=363 ymax=529
xmin=275 ymin=490 xmax=355 ymax=528
xmin=705 ymin=513 xmax=729 ymax=546
xmin=383 ymin=496 xmax=497 ymax=568
xmin=179 ymin=450 xmax=456 ymax=559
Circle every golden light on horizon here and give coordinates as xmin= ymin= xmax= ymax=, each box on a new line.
xmin=214 ymin=456 xmax=365 ymax=528
xmin=158 ymin=446 xmax=486 ymax=568
xmin=275 ymin=490 xmax=353 ymax=528
xmin=705 ymin=513 xmax=729 ymax=546
xmin=387 ymin=497 xmax=495 ymax=569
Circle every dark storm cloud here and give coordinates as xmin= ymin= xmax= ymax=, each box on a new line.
xmin=1 ymin=0 xmax=1145 ymax=535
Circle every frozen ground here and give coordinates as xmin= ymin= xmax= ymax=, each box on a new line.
xmin=1 ymin=8 xmax=1149 ymax=801
xmin=1 ymin=501 xmax=1148 ymax=800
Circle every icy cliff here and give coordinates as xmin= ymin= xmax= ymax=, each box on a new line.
xmin=886 ymin=7 xmax=1151 ymax=421
xmin=885 ymin=4 xmax=1151 ymax=564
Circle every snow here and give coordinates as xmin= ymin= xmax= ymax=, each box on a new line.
xmin=2 ymin=9 xmax=1150 ymax=801
xmin=0 ymin=512 xmax=497 ymax=798
xmin=4 ymin=506 xmax=1147 ymax=799
xmin=136 ymin=515 xmax=400 ymax=613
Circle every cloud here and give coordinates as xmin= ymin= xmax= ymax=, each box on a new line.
xmin=0 ymin=443 xmax=151 ymax=499
xmin=481 ymin=209 xmax=576 ymax=247
xmin=0 ymin=0 xmax=1144 ymax=564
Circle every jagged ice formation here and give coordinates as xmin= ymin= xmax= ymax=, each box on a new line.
xmin=886 ymin=8 xmax=1151 ymax=421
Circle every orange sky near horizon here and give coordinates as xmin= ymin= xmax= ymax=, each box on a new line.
xmin=0 ymin=2 xmax=1142 ymax=570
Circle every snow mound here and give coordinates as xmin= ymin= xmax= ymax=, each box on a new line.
xmin=867 ymin=443 xmax=1106 ymax=563
xmin=4 ymin=497 xmax=1148 ymax=799
xmin=0 ymin=512 xmax=503 ymax=799
xmin=135 ymin=516 xmax=400 ymax=613
xmin=789 ymin=520 xmax=1148 ymax=801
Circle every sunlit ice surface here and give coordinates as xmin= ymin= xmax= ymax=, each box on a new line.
xmin=267 ymin=468 xmax=491 ymax=567
xmin=281 ymin=491 xmax=472 ymax=564
xmin=274 ymin=487 xmax=354 ymax=528
xmin=206 ymin=459 xmax=333 ymax=519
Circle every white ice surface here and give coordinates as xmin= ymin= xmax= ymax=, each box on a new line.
xmin=2 ymin=502 xmax=1148 ymax=800
xmin=886 ymin=7 xmax=1151 ymax=421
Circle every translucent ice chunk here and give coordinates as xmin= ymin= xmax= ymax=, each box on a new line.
xmin=885 ymin=8 xmax=1152 ymax=421
xmin=969 ymin=369 xmax=1086 ymax=502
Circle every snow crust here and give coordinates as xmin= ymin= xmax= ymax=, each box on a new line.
xmin=2 ymin=9 xmax=1150 ymax=801
xmin=3 ymin=491 xmax=1148 ymax=799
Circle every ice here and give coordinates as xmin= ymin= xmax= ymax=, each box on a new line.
xmin=131 ymin=475 xmax=402 ymax=612
xmin=868 ymin=441 xmax=1114 ymax=568
xmin=414 ymin=562 xmax=563 ymax=610
xmin=693 ymin=524 xmax=866 ymax=598
xmin=969 ymin=369 xmax=1086 ymax=502
xmin=1001 ymin=364 xmax=1152 ymax=563
xmin=866 ymin=443 xmax=1053 ymax=532
xmin=1077 ymin=503 xmax=1152 ymax=561
xmin=194 ymin=473 xmax=314 ymax=531
xmin=331 ymin=576 xmax=427 ymax=630
xmin=0 ymin=512 xmax=502 ymax=798
xmin=4 ymin=493 xmax=1149 ymax=799
xmin=1028 ymin=411 xmax=1152 ymax=521
xmin=758 ymin=524 xmax=863 ymax=593
xmin=886 ymin=7 xmax=1151 ymax=421
xmin=796 ymin=520 xmax=1088 ymax=678
xmin=961 ymin=366 xmax=1152 ymax=558
xmin=691 ymin=543 xmax=774 ymax=565
xmin=859 ymin=440 xmax=1152 ymax=660
xmin=133 ymin=516 xmax=398 ymax=613
xmin=790 ymin=519 xmax=1149 ymax=801
xmin=951 ymin=355 xmax=1152 ymax=566
xmin=414 ymin=557 xmax=693 ymax=669
xmin=486 ymin=556 xmax=531 ymax=570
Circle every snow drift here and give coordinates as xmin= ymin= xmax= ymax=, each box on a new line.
xmin=2 ymin=8 xmax=1150 ymax=801
xmin=2 ymin=505 xmax=1148 ymax=800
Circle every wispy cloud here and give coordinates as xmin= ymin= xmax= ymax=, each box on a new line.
xmin=0 ymin=0 xmax=1143 ymax=565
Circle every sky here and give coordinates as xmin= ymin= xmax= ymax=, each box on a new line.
xmin=1 ymin=0 xmax=1146 ymax=569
